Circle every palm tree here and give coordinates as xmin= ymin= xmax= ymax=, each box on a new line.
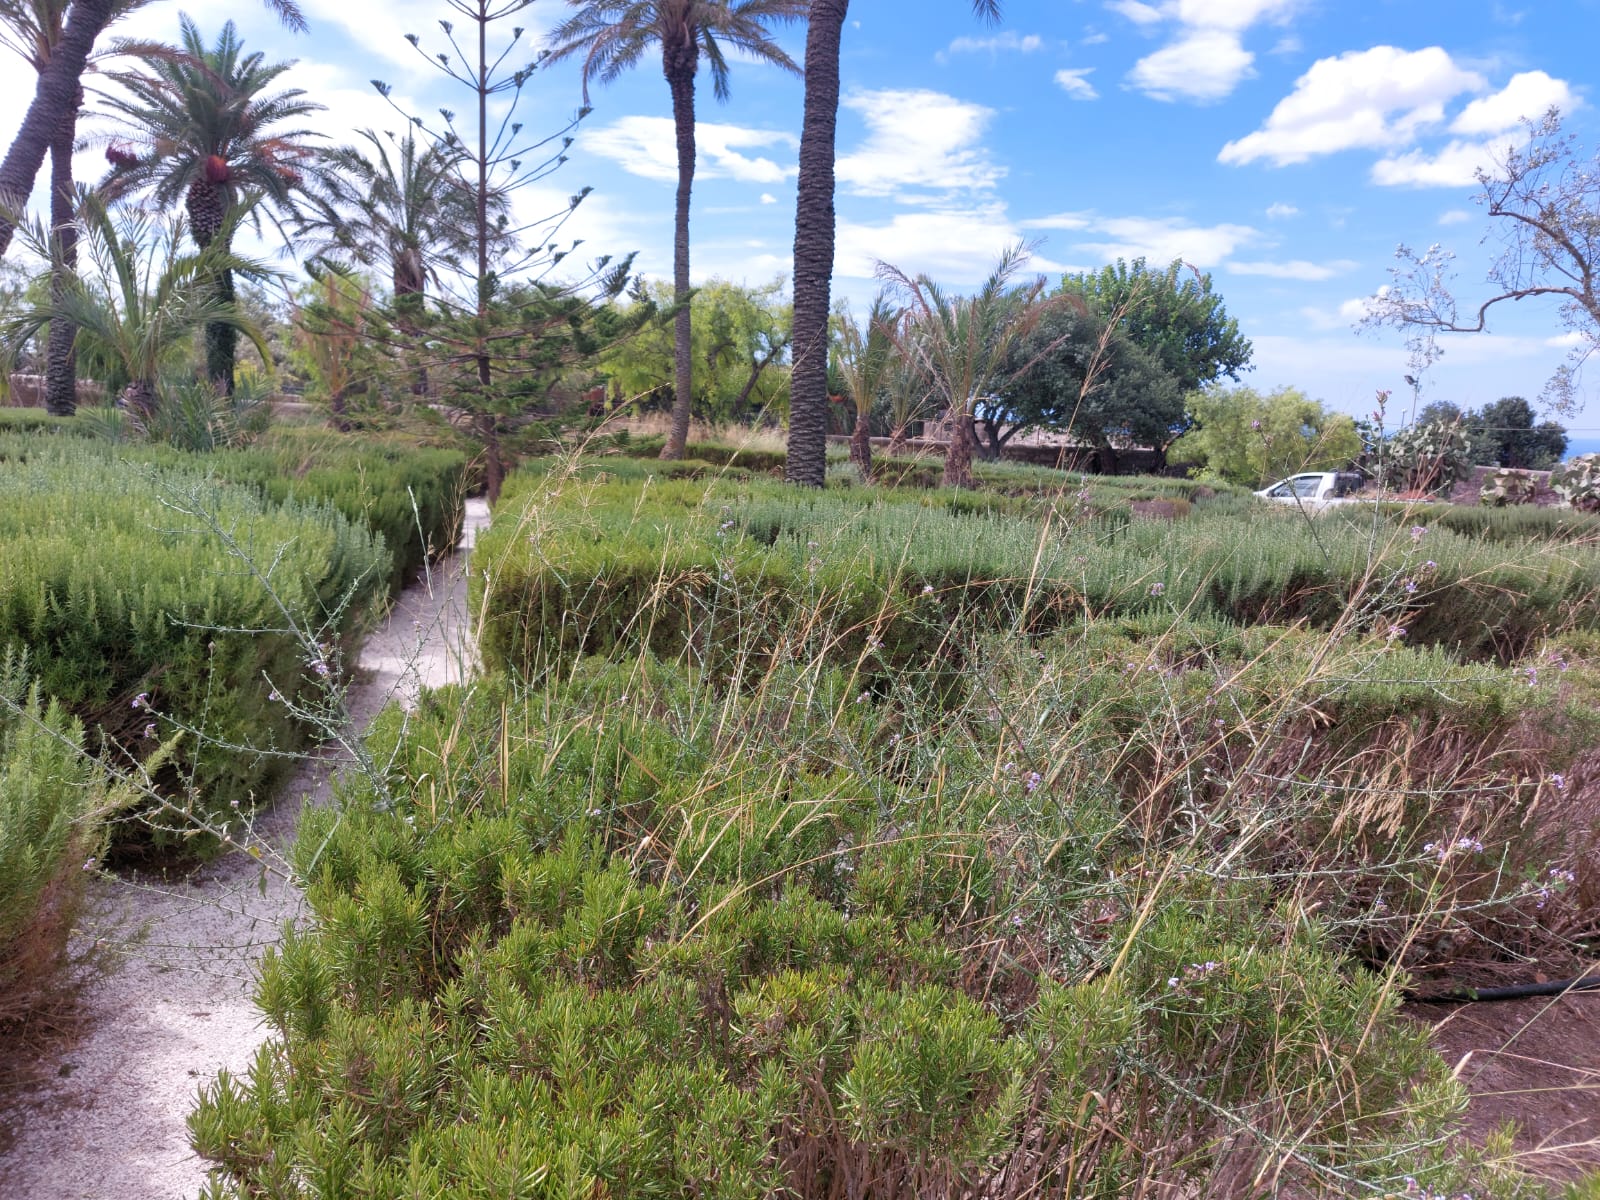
xmin=295 ymin=129 xmax=485 ymax=396
xmin=784 ymin=0 xmax=1001 ymax=487
xmin=1 ymin=0 xmax=130 ymax=413
xmin=2 ymin=192 xmax=271 ymax=416
xmin=832 ymin=293 xmax=893 ymax=480
xmin=98 ymin=15 xmax=320 ymax=390
xmin=297 ymin=129 xmax=480 ymax=306
xmin=544 ymin=0 xmax=806 ymax=461
xmin=878 ymin=243 xmax=1044 ymax=489
xmin=0 ymin=0 xmax=112 ymax=262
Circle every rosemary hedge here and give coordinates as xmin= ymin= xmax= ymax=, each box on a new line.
xmin=191 ymin=663 xmax=1505 ymax=1196
xmin=0 ymin=448 xmax=390 ymax=845
xmin=0 ymin=658 xmax=126 ymax=1025
xmin=473 ymin=471 xmax=1600 ymax=683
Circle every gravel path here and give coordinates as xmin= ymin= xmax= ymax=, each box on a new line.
xmin=0 ymin=499 xmax=489 ymax=1200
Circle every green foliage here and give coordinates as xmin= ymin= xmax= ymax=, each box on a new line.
xmin=984 ymin=296 xmax=1183 ymax=458
xmin=476 ymin=468 xmax=1600 ymax=680
xmin=1478 ymin=467 xmax=1539 ymax=507
xmin=0 ymin=441 xmax=391 ymax=845
xmin=1470 ymin=396 xmax=1567 ymax=469
xmin=191 ymin=660 xmax=1501 ymax=1196
xmin=1550 ymin=452 xmax=1600 ymax=512
xmin=1058 ymin=257 xmax=1252 ymax=395
xmin=598 ymin=278 xmax=792 ymax=425
xmin=1171 ymin=385 xmax=1362 ymax=487
xmin=1381 ymin=418 xmax=1476 ymax=495
xmin=0 ymin=656 xmax=125 ymax=1023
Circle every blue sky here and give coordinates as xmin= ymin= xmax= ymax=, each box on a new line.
xmin=4 ymin=0 xmax=1599 ymax=432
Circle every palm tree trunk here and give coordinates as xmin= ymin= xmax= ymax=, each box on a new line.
xmin=887 ymin=425 xmax=908 ymax=459
xmin=185 ymin=177 xmax=235 ymax=392
xmin=785 ymin=0 xmax=849 ymax=488
xmin=0 ymin=0 xmax=115 ymax=260
xmin=942 ymin=411 xmax=976 ymax=489
xmin=45 ymin=98 xmax=82 ymax=417
xmin=662 ymin=50 xmax=698 ymax=462
xmin=849 ymin=414 xmax=872 ymax=481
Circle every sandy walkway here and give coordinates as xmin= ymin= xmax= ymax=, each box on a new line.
xmin=0 ymin=499 xmax=489 ymax=1200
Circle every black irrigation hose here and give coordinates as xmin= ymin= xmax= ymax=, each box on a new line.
xmin=1407 ymin=975 xmax=1600 ymax=1004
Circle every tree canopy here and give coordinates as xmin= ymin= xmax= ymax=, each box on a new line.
xmin=1060 ymin=257 xmax=1252 ymax=396
xmin=1168 ymin=386 xmax=1362 ymax=487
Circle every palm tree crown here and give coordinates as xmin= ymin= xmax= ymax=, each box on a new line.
xmin=297 ymin=129 xmax=482 ymax=301
xmin=98 ymin=15 xmax=321 ymax=387
xmin=98 ymin=14 xmax=322 ymax=250
xmin=544 ymin=0 xmax=805 ymax=460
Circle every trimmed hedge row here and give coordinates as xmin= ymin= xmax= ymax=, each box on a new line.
xmin=0 ymin=446 xmax=391 ymax=845
xmin=473 ymin=472 xmax=1600 ymax=683
xmin=191 ymin=663 xmax=1486 ymax=1196
xmin=0 ymin=425 xmax=468 ymax=598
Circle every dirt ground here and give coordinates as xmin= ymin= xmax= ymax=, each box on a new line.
xmin=0 ymin=501 xmax=487 ymax=1200
xmin=1410 ymin=991 xmax=1600 ymax=1182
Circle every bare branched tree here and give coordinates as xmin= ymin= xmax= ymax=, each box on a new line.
xmin=1364 ymin=109 xmax=1599 ymax=416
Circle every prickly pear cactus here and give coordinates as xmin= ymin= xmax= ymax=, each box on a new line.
xmin=1550 ymin=453 xmax=1600 ymax=512
xmin=1479 ymin=467 xmax=1538 ymax=507
xmin=1381 ymin=420 xmax=1476 ymax=496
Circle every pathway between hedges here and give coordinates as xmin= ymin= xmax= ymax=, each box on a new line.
xmin=0 ymin=499 xmax=491 ymax=1200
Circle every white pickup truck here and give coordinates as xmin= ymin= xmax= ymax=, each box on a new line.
xmin=1253 ymin=471 xmax=1368 ymax=507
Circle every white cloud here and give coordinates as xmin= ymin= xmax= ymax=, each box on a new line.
xmin=1265 ymin=202 xmax=1299 ymax=219
xmin=1370 ymin=133 xmax=1523 ymax=187
xmin=1438 ymin=208 xmax=1473 ymax=225
xmin=835 ymin=208 xmax=1064 ymax=283
xmin=836 ymin=89 xmax=1004 ymax=201
xmin=584 ymin=117 xmax=796 ymax=184
xmin=1055 ymin=69 xmax=1100 ymax=101
xmin=1106 ymin=0 xmax=1165 ymax=25
xmin=1219 ymin=46 xmax=1484 ymax=166
xmin=1023 ymin=213 xmax=1258 ymax=268
xmin=1130 ymin=30 xmax=1254 ymax=102
xmin=1171 ymin=0 xmax=1297 ymax=31
xmin=1121 ymin=0 xmax=1299 ymax=102
xmin=760 ymin=193 xmax=777 ymax=205
xmin=1547 ymin=331 xmax=1587 ymax=348
xmin=938 ymin=32 xmax=1046 ymax=61
xmin=1450 ymin=70 xmax=1578 ymax=135
xmin=1226 ymin=258 xmax=1358 ymax=281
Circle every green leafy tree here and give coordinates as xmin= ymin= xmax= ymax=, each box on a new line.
xmin=1059 ymin=257 xmax=1252 ymax=439
xmin=99 ymin=15 xmax=321 ymax=391
xmin=1169 ymin=385 xmax=1362 ymax=487
xmin=596 ymin=276 xmax=789 ymax=426
xmin=983 ymin=298 xmax=1182 ymax=469
xmin=1467 ymin=395 xmax=1567 ymax=469
xmin=545 ymin=0 xmax=805 ymax=462
xmin=785 ymin=0 xmax=1001 ymax=487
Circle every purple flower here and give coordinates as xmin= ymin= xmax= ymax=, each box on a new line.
xmin=1403 ymin=579 xmax=1418 ymax=594
xmin=1149 ymin=582 xmax=1165 ymax=597
xmin=1250 ymin=419 xmax=1262 ymax=431
xmin=131 ymin=692 xmax=149 ymax=710
xmin=1549 ymin=773 xmax=1567 ymax=791
xmin=268 ymin=689 xmax=281 ymax=703
xmin=1024 ymin=771 xmax=1043 ymax=793
xmin=143 ymin=723 xmax=156 ymax=739
xmin=1387 ymin=624 xmax=1407 ymax=640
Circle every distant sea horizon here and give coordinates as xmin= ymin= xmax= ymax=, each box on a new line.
xmin=1563 ymin=437 xmax=1600 ymax=460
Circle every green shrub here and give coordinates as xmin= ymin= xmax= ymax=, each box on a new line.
xmin=475 ymin=471 xmax=1600 ymax=684
xmin=0 ymin=446 xmax=391 ymax=847
xmin=191 ymin=665 xmax=1497 ymax=1196
xmin=0 ymin=426 xmax=467 ymax=598
xmin=0 ymin=656 xmax=126 ymax=1024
